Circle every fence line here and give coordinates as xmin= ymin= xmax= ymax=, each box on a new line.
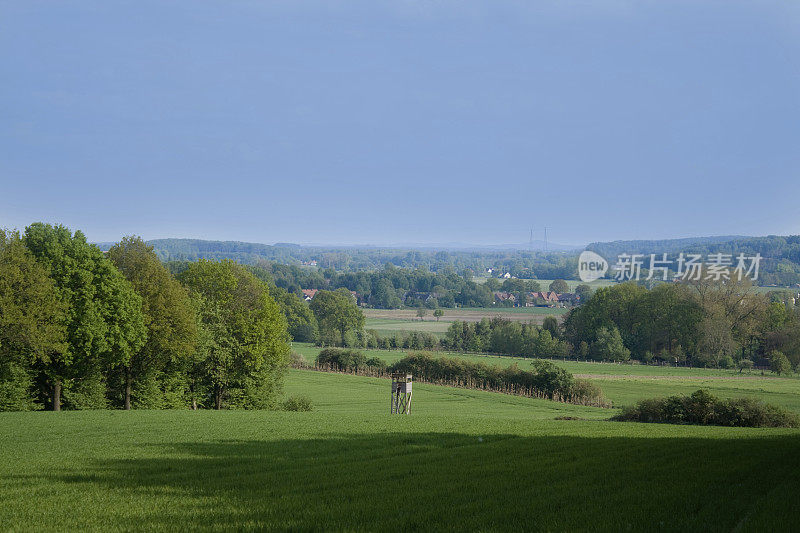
xmin=291 ymin=361 xmax=612 ymax=409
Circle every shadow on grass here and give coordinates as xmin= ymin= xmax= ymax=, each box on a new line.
xmin=41 ymin=432 xmax=800 ymax=531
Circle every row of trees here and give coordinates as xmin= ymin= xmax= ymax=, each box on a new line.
xmin=563 ymin=276 xmax=800 ymax=369
xmin=0 ymin=224 xmax=290 ymax=411
xmin=442 ymin=317 xmax=569 ymax=358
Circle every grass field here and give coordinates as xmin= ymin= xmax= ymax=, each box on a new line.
xmin=2 ymin=369 xmax=800 ymax=531
xmin=364 ymin=317 xmax=452 ymax=337
xmin=292 ymin=343 xmax=800 ymax=413
xmin=363 ymin=306 xmax=568 ymax=336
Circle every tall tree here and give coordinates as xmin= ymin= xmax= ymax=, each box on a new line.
xmin=178 ymin=260 xmax=289 ymax=409
xmin=0 ymin=230 xmax=67 ymax=410
xmin=309 ymin=289 xmax=365 ymax=345
xmin=270 ymin=287 xmax=318 ymax=343
xmin=542 ymin=316 xmax=560 ymax=339
xmin=549 ymin=279 xmax=569 ymax=294
xmin=23 ymin=223 xmax=146 ymax=410
xmin=107 ymin=236 xmax=197 ymax=409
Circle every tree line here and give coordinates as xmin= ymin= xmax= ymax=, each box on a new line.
xmin=308 ymin=276 xmax=800 ymax=375
xmin=563 ymin=277 xmax=800 ymax=370
xmin=125 ymin=234 xmax=800 ymax=287
xmin=197 ymin=260 xmax=584 ymax=310
xmin=0 ymin=224 xmax=290 ymax=411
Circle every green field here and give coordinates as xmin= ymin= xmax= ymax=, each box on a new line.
xmin=2 ymin=369 xmax=800 ymax=531
xmin=293 ymin=343 xmax=800 ymax=413
xmin=364 ymin=317 xmax=452 ymax=337
xmin=363 ymin=306 xmax=569 ymax=337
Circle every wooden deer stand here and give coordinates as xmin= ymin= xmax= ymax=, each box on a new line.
xmin=390 ymin=372 xmax=413 ymax=414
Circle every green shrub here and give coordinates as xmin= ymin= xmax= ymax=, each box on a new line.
xmin=613 ymin=389 xmax=799 ymax=428
xmin=315 ymin=348 xmax=386 ymax=372
xmin=570 ymin=379 xmax=603 ymax=400
xmin=769 ymin=351 xmax=792 ymax=375
xmin=290 ymin=351 xmax=308 ymax=368
xmin=282 ymin=395 xmax=313 ymax=412
xmin=365 ymin=357 xmax=387 ymax=370
xmin=0 ymin=362 xmax=38 ymax=411
xmin=62 ymin=372 xmax=108 ymax=410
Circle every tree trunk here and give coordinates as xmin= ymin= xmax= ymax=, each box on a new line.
xmin=52 ymin=381 xmax=61 ymax=411
xmin=124 ymin=367 xmax=132 ymax=410
xmin=189 ymin=382 xmax=197 ymax=410
xmin=214 ymin=385 xmax=222 ymax=410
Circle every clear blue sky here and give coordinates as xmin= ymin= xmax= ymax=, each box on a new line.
xmin=1 ymin=1 xmax=799 ymax=246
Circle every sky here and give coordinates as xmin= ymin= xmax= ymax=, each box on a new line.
xmin=1 ymin=1 xmax=799 ymax=247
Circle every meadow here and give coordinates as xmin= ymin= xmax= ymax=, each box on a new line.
xmin=363 ymin=306 xmax=568 ymax=336
xmin=2 ymin=369 xmax=800 ymax=531
xmin=292 ymin=343 xmax=800 ymax=412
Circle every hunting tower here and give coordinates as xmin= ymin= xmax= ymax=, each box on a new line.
xmin=390 ymin=372 xmax=413 ymax=414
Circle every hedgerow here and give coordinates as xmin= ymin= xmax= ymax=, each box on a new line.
xmin=613 ymin=389 xmax=799 ymax=428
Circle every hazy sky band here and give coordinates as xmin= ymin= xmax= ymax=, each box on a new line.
xmin=1 ymin=1 xmax=798 ymax=245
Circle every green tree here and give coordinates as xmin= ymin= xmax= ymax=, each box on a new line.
xmin=549 ymin=279 xmax=569 ymax=294
xmin=416 ymin=308 xmax=427 ymax=320
xmin=592 ymin=326 xmax=630 ymax=362
xmin=0 ymin=230 xmax=67 ymax=410
xmin=272 ymin=287 xmax=318 ymax=342
xmin=108 ymin=236 xmax=197 ymax=409
xmin=737 ymin=359 xmax=754 ymax=373
xmin=309 ymin=289 xmax=365 ymax=345
xmin=178 ymin=259 xmax=289 ymax=409
xmin=433 ymin=308 xmax=445 ymax=321
xmin=696 ymin=308 xmax=736 ymax=368
xmin=23 ymin=223 xmax=146 ymax=410
xmin=769 ymin=350 xmax=791 ymax=375
xmin=575 ymin=284 xmax=593 ymax=303
xmin=542 ymin=316 xmax=559 ymax=339
xmin=484 ymin=278 xmax=501 ymax=291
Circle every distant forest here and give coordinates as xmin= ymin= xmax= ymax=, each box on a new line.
xmin=587 ymin=235 xmax=800 ymax=286
xmin=98 ymin=235 xmax=800 ymax=287
xmin=98 ymin=238 xmax=580 ymax=279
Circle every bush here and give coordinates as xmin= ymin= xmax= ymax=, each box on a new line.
xmin=0 ymin=362 xmax=38 ymax=411
xmin=62 ymin=372 xmax=108 ymax=410
xmin=769 ymin=351 xmax=792 ymax=375
xmin=289 ymin=351 xmax=308 ymax=368
xmin=282 ymin=395 xmax=313 ymax=412
xmin=315 ymin=348 xmax=385 ymax=372
xmin=613 ymin=389 xmax=799 ymax=428
xmin=570 ymin=379 xmax=603 ymax=400
xmin=365 ymin=356 xmax=387 ymax=370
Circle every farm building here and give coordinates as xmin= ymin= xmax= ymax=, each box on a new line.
xmin=301 ymin=288 xmax=359 ymax=303
xmin=493 ymin=291 xmax=516 ymax=304
xmin=301 ymin=289 xmax=319 ymax=301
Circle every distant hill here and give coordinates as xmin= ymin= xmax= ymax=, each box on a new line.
xmin=94 ymin=235 xmax=800 ymax=286
xmin=587 ymin=235 xmax=800 ymax=286
xmin=96 ymin=238 xmax=303 ymax=264
xmin=586 ymin=236 xmax=748 ymax=256
xmin=93 ymin=238 xmax=580 ymax=277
